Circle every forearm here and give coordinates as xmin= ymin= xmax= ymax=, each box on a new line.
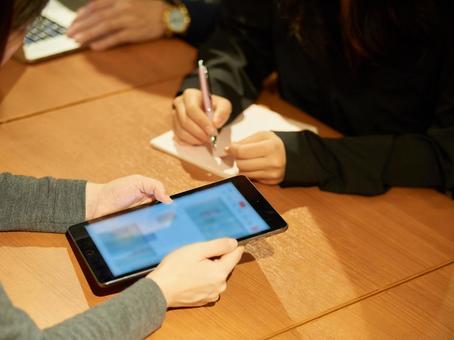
xmin=0 ymin=173 xmax=86 ymax=232
xmin=276 ymin=129 xmax=453 ymax=196
xmin=0 ymin=279 xmax=167 ymax=339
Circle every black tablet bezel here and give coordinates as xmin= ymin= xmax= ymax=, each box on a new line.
xmin=66 ymin=175 xmax=287 ymax=288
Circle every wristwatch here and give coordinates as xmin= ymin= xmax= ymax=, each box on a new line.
xmin=163 ymin=0 xmax=191 ymax=36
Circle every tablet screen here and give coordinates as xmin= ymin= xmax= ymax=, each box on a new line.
xmin=86 ymin=182 xmax=270 ymax=276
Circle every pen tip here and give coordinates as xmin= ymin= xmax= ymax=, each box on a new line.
xmin=211 ymin=135 xmax=217 ymax=148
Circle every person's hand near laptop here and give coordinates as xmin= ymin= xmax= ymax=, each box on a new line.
xmin=67 ymin=0 xmax=168 ymax=50
xmin=172 ymin=89 xmax=287 ymax=185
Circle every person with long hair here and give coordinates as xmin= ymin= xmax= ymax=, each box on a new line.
xmin=0 ymin=1 xmax=243 ymax=338
xmin=172 ymin=0 xmax=454 ymax=196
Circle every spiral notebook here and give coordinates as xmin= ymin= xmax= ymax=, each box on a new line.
xmin=150 ymin=104 xmax=318 ymax=177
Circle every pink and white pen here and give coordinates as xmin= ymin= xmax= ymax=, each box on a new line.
xmin=198 ymin=59 xmax=217 ymax=148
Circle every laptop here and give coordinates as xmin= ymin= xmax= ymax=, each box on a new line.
xmin=16 ymin=0 xmax=88 ymax=63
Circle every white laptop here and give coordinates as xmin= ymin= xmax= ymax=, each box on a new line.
xmin=16 ymin=0 xmax=87 ymax=63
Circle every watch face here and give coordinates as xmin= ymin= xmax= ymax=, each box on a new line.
xmin=168 ymin=8 xmax=188 ymax=33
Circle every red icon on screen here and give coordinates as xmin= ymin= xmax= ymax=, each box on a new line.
xmin=239 ymin=201 xmax=246 ymax=208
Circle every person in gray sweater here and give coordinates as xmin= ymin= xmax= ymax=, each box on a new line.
xmin=0 ymin=1 xmax=244 ymax=338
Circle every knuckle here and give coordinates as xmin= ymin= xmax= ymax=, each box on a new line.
xmin=179 ymin=134 xmax=192 ymax=144
xmin=268 ymin=140 xmax=279 ymax=153
xmin=213 ymin=270 xmax=226 ymax=283
xmin=173 ymin=96 xmax=182 ymax=105
xmin=97 ymin=11 xmax=107 ymax=21
xmin=237 ymin=149 xmax=246 ymax=159
xmin=172 ymin=116 xmax=181 ymax=130
xmin=184 ymin=88 xmax=196 ymax=97
xmin=219 ymin=283 xmax=227 ymax=293
xmin=270 ymin=170 xmax=282 ymax=180
xmin=230 ymin=146 xmax=238 ymax=157
xmin=100 ymin=20 xmax=111 ymax=32
xmin=186 ymin=102 xmax=197 ymax=113
xmin=269 ymin=157 xmax=281 ymax=168
xmin=231 ymin=145 xmax=241 ymax=157
xmin=264 ymin=131 xmax=274 ymax=139
xmin=177 ymin=113 xmax=187 ymax=125
xmin=255 ymin=131 xmax=268 ymax=139
xmin=223 ymin=99 xmax=232 ymax=111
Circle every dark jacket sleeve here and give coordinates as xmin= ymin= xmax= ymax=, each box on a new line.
xmin=0 ymin=173 xmax=86 ymax=232
xmin=182 ymin=0 xmax=221 ymax=46
xmin=0 ymin=279 xmax=167 ymax=339
xmin=179 ymin=0 xmax=276 ymax=119
xmin=275 ymin=43 xmax=454 ymax=196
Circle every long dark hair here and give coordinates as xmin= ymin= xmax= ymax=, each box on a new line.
xmin=0 ymin=0 xmax=48 ymax=61
xmin=279 ymin=0 xmax=438 ymax=65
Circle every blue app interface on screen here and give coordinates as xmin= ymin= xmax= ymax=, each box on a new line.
xmin=86 ymin=182 xmax=270 ymax=276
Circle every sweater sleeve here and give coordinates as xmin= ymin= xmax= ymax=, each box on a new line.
xmin=0 ymin=173 xmax=86 ymax=232
xmin=274 ymin=42 xmax=454 ymax=196
xmin=0 ymin=278 xmax=167 ymax=339
xmin=178 ymin=0 xmax=275 ymax=120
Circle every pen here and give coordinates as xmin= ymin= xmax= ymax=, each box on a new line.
xmin=198 ymin=59 xmax=217 ymax=148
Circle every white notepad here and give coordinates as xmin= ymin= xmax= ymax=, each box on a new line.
xmin=150 ymin=104 xmax=318 ymax=177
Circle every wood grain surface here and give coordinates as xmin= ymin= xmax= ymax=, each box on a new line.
xmin=1 ymin=74 xmax=453 ymax=338
xmin=271 ymin=263 xmax=454 ymax=339
xmin=0 ymin=39 xmax=195 ymax=124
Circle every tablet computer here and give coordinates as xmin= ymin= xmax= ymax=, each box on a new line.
xmin=67 ymin=176 xmax=287 ymax=289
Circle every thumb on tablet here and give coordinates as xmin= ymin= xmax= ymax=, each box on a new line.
xmin=218 ymin=246 xmax=245 ymax=273
xmin=194 ymin=238 xmax=238 ymax=259
xmin=140 ymin=177 xmax=172 ymax=204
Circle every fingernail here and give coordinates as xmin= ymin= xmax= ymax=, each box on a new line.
xmin=228 ymin=239 xmax=238 ymax=247
xmin=224 ymin=146 xmax=230 ymax=152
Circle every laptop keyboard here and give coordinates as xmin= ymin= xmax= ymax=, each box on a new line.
xmin=24 ymin=16 xmax=67 ymax=45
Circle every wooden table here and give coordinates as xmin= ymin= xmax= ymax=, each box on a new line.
xmin=1 ymin=40 xmax=453 ymax=339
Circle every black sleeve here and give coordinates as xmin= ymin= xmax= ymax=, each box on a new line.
xmin=181 ymin=0 xmax=221 ymax=46
xmin=179 ymin=0 xmax=276 ymax=119
xmin=275 ymin=43 xmax=454 ymax=196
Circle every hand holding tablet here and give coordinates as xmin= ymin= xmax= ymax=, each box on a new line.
xmin=67 ymin=176 xmax=287 ymax=290
xmin=147 ymin=238 xmax=244 ymax=307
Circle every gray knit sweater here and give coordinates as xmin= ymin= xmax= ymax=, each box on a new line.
xmin=0 ymin=173 xmax=167 ymax=339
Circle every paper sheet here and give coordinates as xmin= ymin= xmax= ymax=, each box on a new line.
xmin=151 ymin=105 xmax=318 ymax=177
xmin=0 ymin=247 xmax=89 ymax=329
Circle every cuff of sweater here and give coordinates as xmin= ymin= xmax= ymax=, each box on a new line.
xmin=274 ymin=131 xmax=320 ymax=187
